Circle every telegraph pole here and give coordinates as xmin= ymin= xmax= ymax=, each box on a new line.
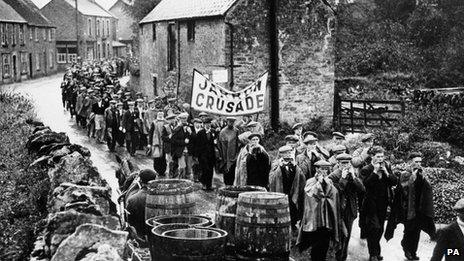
xmin=75 ymin=0 xmax=80 ymax=57
xmin=268 ymin=0 xmax=279 ymax=130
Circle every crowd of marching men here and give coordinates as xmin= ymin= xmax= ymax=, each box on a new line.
xmin=60 ymin=62 xmax=464 ymax=261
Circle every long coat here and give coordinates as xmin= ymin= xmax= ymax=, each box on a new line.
xmin=296 ymin=150 xmax=322 ymax=180
xmin=359 ymin=163 xmax=397 ymax=239
xmin=297 ymin=177 xmax=345 ymax=246
xmin=328 ymin=169 xmax=365 ymax=222
xmin=148 ymin=120 xmax=166 ymax=156
xmin=269 ymin=163 xmax=306 ymax=217
xmin=121 ymin=109 xmax=139 ymax=140
xmin=218 ymin=127 xmax=239 ymax=173
xmin=246 ymin=147 xmax=271 ymax=189
xmin=170 ymin=125 xmax=189 ymax=159
xmin=430 ymin=221 xmax=464 ymax=261
xmin=196 ymin=129 xmax=217 ymax=161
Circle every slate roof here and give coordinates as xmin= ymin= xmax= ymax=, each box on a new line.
xmin=140 ymin=0 xmax=239 ymax=24
xmin=64 ymin=0 xmax=115 ymax=18
xmin=0 ymin=0 xmax=28 ymax=23
xmin=3 ymin=0 xmax=53 ymax=27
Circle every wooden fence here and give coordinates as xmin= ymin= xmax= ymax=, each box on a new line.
xmin=334 ymin=98 xmax=405 ymax=133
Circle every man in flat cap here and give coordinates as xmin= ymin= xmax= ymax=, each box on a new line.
xmin=218 ymin=117 xmax=240 ymax=185
xmin=164 ymin=97 xmax=181 ymax=116
xmin=269 ymin=145 xmax=306 ymax=231
xmin=246 ymin=120 xmax=264 ymax=136
xmin=196 ymin=117 xmax=217 ymax=191
xmin=297 ymin=134 xmax=323 ymax=180
xmin=297 ymin=159 xmax=344 ymax=261
xmin=187 ymin=118 xmax=203 ymax=182
xmin=92 ymin=94 xmax=108 ymax=143
xmin=386 ymin=152 xmax=436 ymax=261
xmin=235 ymin=115 xmax=251 ymax=134
xmin=328 ymin=132 xmax=347 ymax=156
xmin=162 ymin=114 xmax=178 ymax=177
xmin=148 ymin=111 xmax=167 ymax=176
xmin=104 ymin=100 xmax=119 ymax=152
xmin=285 ymin=135 xmax=301 ymax=149
xmin=352 ymin=133 xmax=375 ymax=175
xmin=328 ymin=144 xmax=348 ymax=169
xmin=329 ymin=153 xmax=365 ymax=261
xmin=431 ymin=198 xmax=464 ymax=261
xmin=359 ymin=146 xmax=397 ymax=261
xmin=300 ymin=131 xmax=330 ymax=159
xmin=167 ymin=113 xmax=190 ymax=178
xmin=121 ymin=101 xmax=139 ymax=156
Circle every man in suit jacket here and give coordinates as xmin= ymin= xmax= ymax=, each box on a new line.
xmin=121 ymin=101 xmax=139 ymax=156
xmin=104 ymin=100 xmax=119 ymax=152
xmin=188 ymin=118 xmax=203 ymax=182
xmin=168 ymin=113 xmax=190 ymax=178
xmin=359 ymin=146 xmax=397 ymax=261
xmin=296 ymin=135 xmax=323 ymax=180
xmin=431 ymin=198 xmax=464 ymax=261
xmin=196 ymin=118 xmax=217 ymax=190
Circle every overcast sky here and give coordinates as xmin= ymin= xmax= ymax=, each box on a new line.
xmin=31 ymin=0 xmax=117 ymax=10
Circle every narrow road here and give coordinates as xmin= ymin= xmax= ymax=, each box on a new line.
xmin=1 ymin=74 xmax=439 ymax=261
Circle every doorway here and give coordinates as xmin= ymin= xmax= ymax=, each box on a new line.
xmin=29 ymin=53 xmax=33 ymax=78
xmin=12 ymin=55 xmax=17 ymax=81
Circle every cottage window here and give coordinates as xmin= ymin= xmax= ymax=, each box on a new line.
xmin=0 ymin=23 xmax=6 ymax=45
xmin=43 ymin=28 xmax=46 ymax=40
xmin=68 ymin=53 xmax=77 ymax=63
xmin=19 ymin=25 xmax=24 ymax=45
xmin=2 ymin=54 xmax=10 ymax=78
xmin=35 ymin=53 xmax=40 ymax=70
xmin=48 ymin=29 xmax=51 ymax=41
xmin=107 ymin=43 xmax=110 ymax=57
xmin=187 ymin=21 xmax=195 ymax=42
xmin=34 ymin=27 xmax=38 ymax=41
xmin=97 ymin=20 xmax=100 ymax=36
xmin=88 ymin=18 xmax=92 ymax=35
xmin=29 ymin=26 xmax=33 ymax=40
xmin=152 ymin=23 xmax=156 ymax=41
xmin=49 ymin=50 xmax=54 ymax=68
xmin=12 ymin=24 xmax=17 ymax=46
xmin=167 ymin=23 xmax=176 ymax=71
xmin=20 ymin=52 xmax=28 ymax=74
xmin=106 ymin=20 xmax=110 ymax=36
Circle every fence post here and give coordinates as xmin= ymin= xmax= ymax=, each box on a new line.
xmin=363 ymin=102 xmax=367 ymax=129
xmin=350 ymin=100 xmax=354 ymax=133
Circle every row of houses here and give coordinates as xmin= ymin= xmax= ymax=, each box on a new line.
xmin=0 ymin=0 xmax=135 ymax=84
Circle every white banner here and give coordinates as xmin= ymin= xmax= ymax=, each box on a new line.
xmin=191 ymin=69 xmax=268 ymax=116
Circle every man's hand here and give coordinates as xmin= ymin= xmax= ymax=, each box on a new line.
xmin=342 ymin=168 xmax=349 ymax=179
xmin=185 ymin=138 xmax=189 ymax=144
xmin=373 ymin=162 xmax=381 ymax=176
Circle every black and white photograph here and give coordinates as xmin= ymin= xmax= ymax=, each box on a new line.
xmin=1 ymin=0 xmax=464 ymax=260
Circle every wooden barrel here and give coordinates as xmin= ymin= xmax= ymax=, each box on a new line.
xmin=215 ymin=186 xmax=267 ymax=260
xmin=145 ymin=179 xmax=196 ymax=220
xmin=146 ymin=214 xmax=214 ymax=259
xmin=151 ymin=224 xmax=228 ymax=261
xmin=235 ymin=192 xmax=292 ymax=261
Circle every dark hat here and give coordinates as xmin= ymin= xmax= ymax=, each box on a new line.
xmin=361 ymin=133 xmax=374 ymax=142
xmin=303 ymin=131 xmax=318 ymax=139
xmin=332 ymin=132 xmax=345 ymax=139
xmin=408 ymin=151 xmax=423 ymax=160
xmin=292 ymin=123 xmax=303 ymax=130
xmin=453 ymin=198 xmax=464 ymax=211
xmin=336 ymin=153 xmax=352 ymax=161
xmin=166 ymin=114 xmax=177 ymax=120
xmin=248 ymin=133 xmax=262 ymax=140
xmin=203 ymin=117 xmax=213 ymax=124
xmin=139 ymin=169 xmax=157 ymax=183
xmin=314 ymin=160 xmax=332 ymax=168
xmin=193 ymin=118 xmax=203 ymax=124
xmin=285 ymin=135 xmax=299 ymax=143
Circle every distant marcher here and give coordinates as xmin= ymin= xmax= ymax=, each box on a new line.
xmin=168 ymin=113 xmax=190 ymax=178
xmin=385 ymin=152 xmax=436 ymax=261
xmin=121 ymin=101 xmax=139 ymax=156
xmin=328 ymin=144 xmax=348 ymax=168
xmin=104 ymin=100 xmax=119 ymax=152
xmin=162 ymin=114 xmax=177 ymax=177
xmin=328 ymin=132 xmax=347 ymax=156
xmin=297 ymin=160 xmax=344 ymax=261
xmin=269 ymin=145 xmax=306 ymax=231
xmin=246 ymin=120 xmax=264 ymax=136
xmin=188 ymin=118 xmax=203 ymax=182
xmin=430 ymin=198 xmax=464 ymax=261
xmin=328 ymin=153 xmax=365 ymax=261
xmin=359 ymin=146 xmax=397 ymax=261
xmin=92 ymin=95 xmax=107 ymax=143
xmin=235 ymin=115 xmax=251 ymax=134
xmin=218 ymin=117 xmax=239 ymax=185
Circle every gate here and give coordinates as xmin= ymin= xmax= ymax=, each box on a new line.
xmin=334 ymin=98 xmax=405 ymax=133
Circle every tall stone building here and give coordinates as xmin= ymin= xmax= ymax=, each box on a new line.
xmin=0 ymin=0 xmax=57 ymax=84
xmin=41 ymin=0 xmax=117 ymax=69
xmin=108 ymin=0 xmax=135 ymax=57
xmin=138 ymin=0 xmax=336 ymax=125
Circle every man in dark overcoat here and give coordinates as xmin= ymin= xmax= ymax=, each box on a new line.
xmin=196 ymin=118 xmax=217 ymax=190
xmin=121 ymin=101 xmax=139 ymax=156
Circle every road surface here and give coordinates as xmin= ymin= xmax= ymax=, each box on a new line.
xmin=1 ymin=74 xmax=439 ymax=261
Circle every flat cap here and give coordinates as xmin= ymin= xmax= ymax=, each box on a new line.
xmin=278 ymin=145 xmax=294 ymax=154
xmin=193 ymin=118 xmax=203 ymax=123
xmin=226 ymin=117 xmax=236 ymax=121
xmin=285 ymin=135 xmax=300 ymax=142
xmin=117 ymin=90 xmax=123 ymax=94
xmin=303 ymin=131 xmax=318 ymax=139
xmin=203 ymin=117 xmax=213 ymax=124
xmin=148 ymin=99 xmax=156 ymax=104
xmin=314 ymin=159 xmax=333 ymax=167
xmin=199 ymin=112 xmax=208 ymax=117
xmin=136 ymin=98 xmax=144 ymax=103
xmin=125 ymin=92 xmax=132 ymax=96
xmin=332 ymin=132 xmax=345 ymax=139
xmin=292 ymin=123 xmax=303 ymax=130
xmin=247 ymin=121 xmax=259 ymax=127
xmin=408 ymin=151 xmax=423 ymax=159
xmin=248 ymin=133 xmax=262 ymax=140
xmin=106 ymin=85 xmax=114 ymax=88
xmin=453 ymin=198 xmax=464 ymax=211
xmin=303 ymin=134 xmax=318 ymax=143
xmin=127 ymin=101 xmax=135 ymax=106
xmin=336 ymin=153 xmax=352 ymax=161
xmin=166 ymin=114 xmax=177 ymax=120
xmin=333 ymin=144 xmax=347 ymax=153
xmin=136 ymin=92 xmax=142 ymax=96
xmin=168 ymin=97 xmax=177 ymax=102
xmin=109 ymin=100 xmax=117 ymax=104
xmin=116 ymin=102 xmax=123 ymax=106
xmin=178 ymin=112 xmax=189 ymax=119
xmin=361 ymin=133 xmax=375 ymax=142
